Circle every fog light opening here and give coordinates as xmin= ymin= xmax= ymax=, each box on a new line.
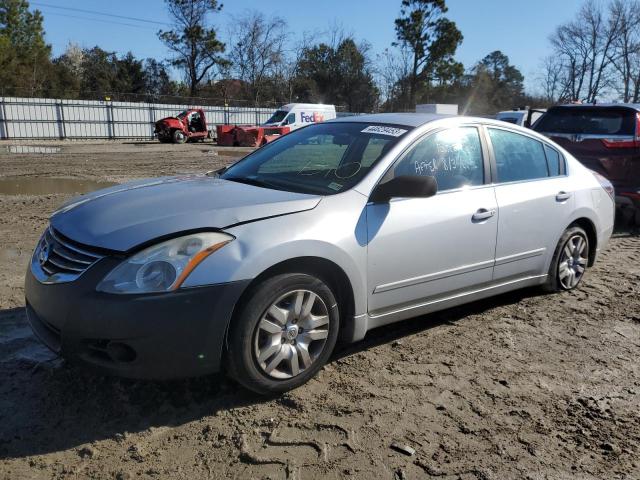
xmin=106 ymin=342 xmax=137 ymax=363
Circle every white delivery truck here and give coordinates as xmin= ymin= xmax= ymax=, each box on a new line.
xmin=416 ymin=104 xmax=459 ymax=115
xmin=263 ymin=103 xmax=337 ymax=130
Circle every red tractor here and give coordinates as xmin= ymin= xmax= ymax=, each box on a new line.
xmin=154 ymin=109 xmax=211 ymax=144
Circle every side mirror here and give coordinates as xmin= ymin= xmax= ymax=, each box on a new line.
xmin=370 ymin=175 xmax=438 ymax=203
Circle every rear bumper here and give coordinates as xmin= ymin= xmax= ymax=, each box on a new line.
xmin=24 ymin=258 xmax=250 ymax=379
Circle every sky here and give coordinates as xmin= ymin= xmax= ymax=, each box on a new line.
xmin=34 ymin=0 xmax=587 ymax=94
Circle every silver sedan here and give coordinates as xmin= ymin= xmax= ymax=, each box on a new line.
xmin=25 ymin=114 xmax=615 ymax=394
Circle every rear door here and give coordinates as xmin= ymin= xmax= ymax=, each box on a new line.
xmin=487 ymin=126 xmax=575 ymax=281
xmin=534 ymin=106 xmax=640 ymax=188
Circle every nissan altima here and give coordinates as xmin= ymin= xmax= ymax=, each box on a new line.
xmin=25 ymin=114 xmax=615 ymax=394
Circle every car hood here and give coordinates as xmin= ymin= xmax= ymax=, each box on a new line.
xmin=50 ymin=175 xmax=321 ymax=252
xmin=156 ymin=116 xmax=179 ymax=123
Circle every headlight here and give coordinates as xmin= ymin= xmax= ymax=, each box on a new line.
xmin=97 ymin=232 xmax=233 ymax=294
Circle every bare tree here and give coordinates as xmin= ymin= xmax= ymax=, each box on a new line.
xmin=608 ymin=0 xmax=640 ymax=101
xmin=550 ymin=0 xmax=620 ymax=103
xmin=538 ymin=55 xmax=568 ymax=102
xmin=228 ymin=11 xmax=287 ymax=106
xmin=376 ymin=46 xmax=412 ymax=109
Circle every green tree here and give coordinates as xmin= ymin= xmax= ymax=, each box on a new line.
xmin=143 ymin=59 xmax=178 ymax=97
xmin=393 ymin=0 xmax=462 ymax=107
xmin=79 ymin=47 xmax=119 ymax=97
xmin=475 ymin=50 xmax=525 ymax=111
xmin=0 ymin=0 xmax=51 ymax=95
xmin=296 ymin=38 xmax=379 ymax=112
xmin=158 ymin=0 xmax=226 ymax=96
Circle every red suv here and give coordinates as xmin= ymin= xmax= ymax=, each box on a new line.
xmin=534 ymin=104 xmax=640 ymax=225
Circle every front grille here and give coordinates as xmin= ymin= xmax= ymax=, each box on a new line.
xmin=34 ymin=227 xmax=104 ymax=282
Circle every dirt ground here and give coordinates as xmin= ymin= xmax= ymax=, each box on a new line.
xmin=0 ymin=140 xmax=639 ymax=480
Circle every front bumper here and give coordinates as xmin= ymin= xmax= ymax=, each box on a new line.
xmin=24 ymin=257 xmax=249 ymax=379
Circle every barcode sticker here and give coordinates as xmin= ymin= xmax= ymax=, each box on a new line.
xmin=361 ymin=125 xmax=408 ymax=137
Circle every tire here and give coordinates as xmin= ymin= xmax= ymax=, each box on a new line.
xmin=543 ymin=226 xmax=589 ymax=292
xmin=226 ymin=273 xmax=340 ymax=395
xmin=172 ymin=129 xmax=187 ymax=144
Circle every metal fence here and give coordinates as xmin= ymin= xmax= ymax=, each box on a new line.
xmin=0 ymin=96 xmax=280 ymax=140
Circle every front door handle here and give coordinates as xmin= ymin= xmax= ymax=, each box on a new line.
xmin=556 ymin=191 xmax=572 ymax=202
xmin=472 ymin=208 xmax=496 ymax=222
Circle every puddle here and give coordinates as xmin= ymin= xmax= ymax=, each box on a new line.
xmin=7 ymin=145 xmax=61 ymax=154
xmin=0 ymin=177 xmax=117 ymax=196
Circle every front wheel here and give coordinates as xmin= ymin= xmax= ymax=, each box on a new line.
xmin=226 ymin=273 xmax=339 ymax=395
xmin=172 ymin=129 xmax=187 ymax=144
xmin=543 ymin=226 xmax=589 ymax=292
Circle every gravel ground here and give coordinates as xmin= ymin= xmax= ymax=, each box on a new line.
xmin=0 ymin=141 xmax=639 ymax=480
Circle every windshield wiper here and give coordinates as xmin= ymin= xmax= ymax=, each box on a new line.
xmin=223 ymin=176 xmax=278 ymax=190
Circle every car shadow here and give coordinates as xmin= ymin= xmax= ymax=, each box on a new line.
xmin=332 ymin=287 xmax=536 ymax=361
xmin=0 ymin=306 xmax=264 ymax=460
xmin=0 ymin=286 xmax=538 ymax=460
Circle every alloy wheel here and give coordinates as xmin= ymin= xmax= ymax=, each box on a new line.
xmin=253 ymin=289 xmax=330 ymax=379
xmin=558 ymin=234 xmax=588 ymax=289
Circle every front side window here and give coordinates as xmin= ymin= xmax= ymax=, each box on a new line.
xmin=221 ymin=122 xmax=411 ymax=195
xmin=392 ymin=127 xmax=485 ymax=191
xmin=283 ymin=113 xmax=296 ymax=126
xmin=488 ymin=128 xmax=549 ymax=183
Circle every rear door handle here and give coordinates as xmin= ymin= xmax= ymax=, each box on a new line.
xmin=472 ymin=208 xmax=496 ymax=222
xmin=556 ymin=191 xmax=571 ymax=202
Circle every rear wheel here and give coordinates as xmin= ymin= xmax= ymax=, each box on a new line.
xmin=226 ymin=273 xmax=339 ymax=395
xmin=543 ymin=226 xmax=589 ymax=292
xmin=172 ymin=129 xmax=187 ymax=144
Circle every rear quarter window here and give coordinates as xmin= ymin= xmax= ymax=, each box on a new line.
xmin=544 ymin=145 xmax=563 ymax=176
xmin=535 ymin=108 xmax=636 ymax=135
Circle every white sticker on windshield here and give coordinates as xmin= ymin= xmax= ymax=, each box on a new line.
xmin=328 ymin=182 xmax=343 ymax=191
xmin=361 ymin=125 xmax=407 ymax=137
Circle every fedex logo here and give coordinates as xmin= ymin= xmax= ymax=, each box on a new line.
xmin=300 ymin=112 xmax=325 ymax=123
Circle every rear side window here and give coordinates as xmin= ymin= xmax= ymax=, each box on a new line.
xmin=534 ymin=107 xmax=636 ymax=135
xmin=544 ymin=145 xmax=563 ymax=176
xmin=393 ymin=127 xmax=485 ymax=191
xmin=488 ymin=128 xmax=549 ymax=182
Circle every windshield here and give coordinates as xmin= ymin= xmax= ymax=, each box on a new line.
xmin=498 ymin=116 xmax=520 ymax=124
xmin=176 ymin=110 xmax=189 ymax=119
xmin=220 ymin=122 xmax=412 ymax=195
xmin=264 ymin=110 xmax=288 ymax=125
xmin=535 ymin=107 xmax=636 ymax=135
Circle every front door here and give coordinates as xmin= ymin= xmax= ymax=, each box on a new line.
xmin=366 ymin=126 xmax=498 ymax=316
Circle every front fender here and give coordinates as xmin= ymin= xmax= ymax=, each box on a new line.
xmin=182 ymin=191 xmax=369 ymax=317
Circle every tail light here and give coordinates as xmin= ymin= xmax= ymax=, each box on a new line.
xmin=601 ymin=112 xmax=640 ymax=148
xmin=592 ymin=170 xmax=615 ymax=200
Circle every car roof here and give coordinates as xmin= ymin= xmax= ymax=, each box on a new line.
xmin=330 ymin=112 xmax=453 ymax=128
xmin=550 ymin=103 xmax=640 ymax=111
